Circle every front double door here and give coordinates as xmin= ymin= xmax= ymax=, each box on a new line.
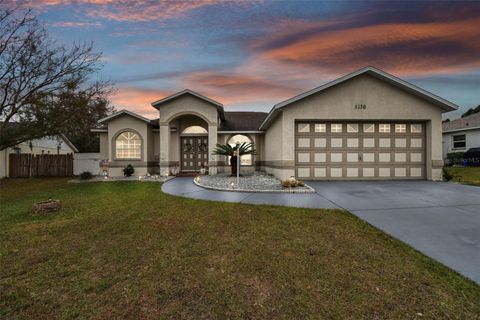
xmin=181 ymin=136 xmax=208 ymax=172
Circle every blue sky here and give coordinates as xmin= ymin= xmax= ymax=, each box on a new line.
xmin=6 ymin=1 xmax=480 ymax=118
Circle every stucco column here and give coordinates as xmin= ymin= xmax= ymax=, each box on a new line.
xmin=208 ymin=124 xmax=217 ymax=175
xmin=159 ymin=123 xmax=170 ymax=176
xmin=427 ymin=117 xmax=444 ymax=181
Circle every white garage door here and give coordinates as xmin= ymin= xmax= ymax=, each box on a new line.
xmin=295 ymin=121 xmax=426 ymax=180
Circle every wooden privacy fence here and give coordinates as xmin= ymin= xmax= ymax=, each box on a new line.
xmin=9 ymin=154 xmax=73 ymax=178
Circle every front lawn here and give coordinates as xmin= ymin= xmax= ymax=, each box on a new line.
xmin=0 ymin=179 xmax=479 ymax=319
xmin=444 ymin=166 xmax=480 ymax=186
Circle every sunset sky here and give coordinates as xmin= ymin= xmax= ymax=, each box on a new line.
xmin=7 ymin=1 xmax=480 ymax=118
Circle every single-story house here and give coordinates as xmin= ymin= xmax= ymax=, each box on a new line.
xmin=0 ymin=134 xmax=78 ymax=178
xmin=442 ymin=113 xmax=480 ymax=159
xmin=93 ymin=66 xmax=458 ymax=180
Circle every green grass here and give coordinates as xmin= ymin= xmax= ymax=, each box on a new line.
xmin=0 ymin=179 xmax=479 ymax=319
xmin=444 ymin=166 xmax=480 ymax=186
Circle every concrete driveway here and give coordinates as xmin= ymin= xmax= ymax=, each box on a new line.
xmin=162 ymin=178 xmax=480 ymax=284
xmin=308 ymin=181 xmax=480 ymax=285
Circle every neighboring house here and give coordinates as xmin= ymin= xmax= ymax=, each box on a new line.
xmin=0 ymin=135 xmax=78 ymax=178
xmin=93 ymin=66 xmax=458 ymax=180
xmin=442 ymin=113 xmax=480 ymax=159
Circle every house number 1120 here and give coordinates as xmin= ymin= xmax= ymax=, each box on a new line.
xmin=355 ymin=104 xmax=366 ymax=110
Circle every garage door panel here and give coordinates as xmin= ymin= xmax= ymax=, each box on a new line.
xmin=295 ymin=121 xmax=425 ymax=180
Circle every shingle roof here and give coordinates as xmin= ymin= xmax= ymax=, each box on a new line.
xmin=218 ymin=112 xmax=268 ymax=131
xmin=443 ymin=113 xmax=480 ymax=132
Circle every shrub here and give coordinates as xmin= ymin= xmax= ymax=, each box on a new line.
xmin=281 ymin=179 xmax=292 ymax=188
xmin=446 ymin=152 xmax=464 ymax=166
xmin=281 ymin=178 xmax=305 ymax=188
xmin=442 ymin=167 xmax=453 ymax=182
xmin=123 ymin=164 xmax=134 ymax=177
xmin=79 ymin=171 xmax=93 ymax=180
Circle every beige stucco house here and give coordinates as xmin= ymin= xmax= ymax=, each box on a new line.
xmin=93 ymin=67 xmax=458 ymax=180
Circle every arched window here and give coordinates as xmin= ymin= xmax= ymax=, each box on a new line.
xmin=116 ymin=131 xmax=141 ymax=159
xmin=182 ymin=126 xmax=208 ymax=134
xmin=228 ymin=134 xmax=253 ymax=166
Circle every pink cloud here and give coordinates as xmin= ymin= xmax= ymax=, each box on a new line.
xmin=181 ymin=72 xmax=301 ymax=105
xmin=256 ymin=18 xmax=480 ymax=77
xmin=110 ymin=86 xmax=170 ymax=118
xmin=11 ymin=0 xmax=235 ymax=23
xmin=48 ymin=21 xmax=102 ymax=28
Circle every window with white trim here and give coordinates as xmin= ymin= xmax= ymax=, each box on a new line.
xmin=228 ymin=134 xmax=253 ymax=165
xmin=395 ymin=124 xmax=406 ymax=133
xmin=331 ymin=123 xmax=342 ymax=133
xmin=115 ymin=131 xmax=141 ymax=159
xmin=379 ymin=124 xmax=391 ymax=133
xmin=453 ymin=134 xmax=466 ymax=149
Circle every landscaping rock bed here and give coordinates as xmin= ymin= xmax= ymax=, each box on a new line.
xmin=194 ymin=172 xmax=314 ymax=193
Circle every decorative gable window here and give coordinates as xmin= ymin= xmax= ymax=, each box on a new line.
xmin=116 ymin=131 xmax=141 ymax=159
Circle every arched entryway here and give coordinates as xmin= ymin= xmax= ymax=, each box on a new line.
xmin=161 ymin=113 xmax=216 ymax=175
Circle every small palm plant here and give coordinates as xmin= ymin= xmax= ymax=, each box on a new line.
xmin=212 ymin=142 xmax=255 ymax=176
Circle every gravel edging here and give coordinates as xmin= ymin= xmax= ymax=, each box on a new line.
xmin=193 ymin=178 xmax=315 ymax=194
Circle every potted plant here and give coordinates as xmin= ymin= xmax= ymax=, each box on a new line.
xmin=212 ymin=142 xmax=255 ymax=176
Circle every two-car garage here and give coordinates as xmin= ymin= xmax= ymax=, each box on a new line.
xmin=260 ymin=67 xmax=458 ymax=181
xmin=294 ymin=121 xmax=426 ymax=180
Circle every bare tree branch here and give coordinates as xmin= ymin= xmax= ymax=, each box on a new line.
xmin=0 ymin=7 xmax=113 ymax=149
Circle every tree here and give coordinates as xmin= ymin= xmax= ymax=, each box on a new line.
xmin=212 ymin=142 xmax=255 ymax=176
xmin=0 ymin=7 xmax=113 ymax=150
xmin=461 ymin=105 xmax=480 ymax=118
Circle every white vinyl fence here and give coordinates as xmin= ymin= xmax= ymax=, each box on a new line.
xmin=73 ymin=153 xmax=101 ymax=176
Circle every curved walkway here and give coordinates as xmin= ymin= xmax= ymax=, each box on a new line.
xmin=162 ymin=177 xmax=480 ymax=284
